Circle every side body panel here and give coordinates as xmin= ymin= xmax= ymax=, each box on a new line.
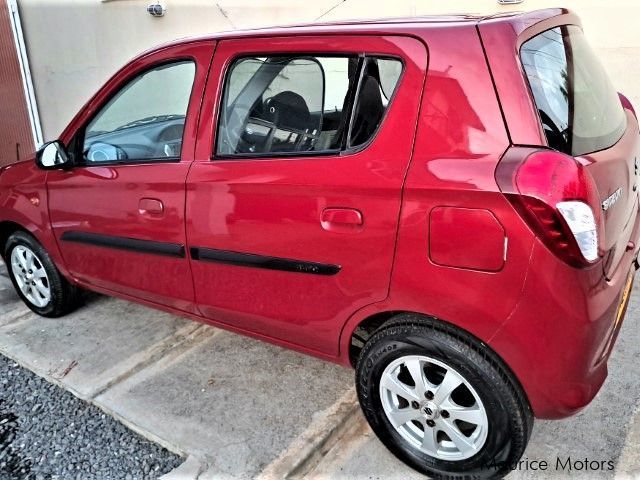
xmin=339 ymin=24 xmax=533 ymax=361
xmin=48 ymin=163 xmax=195 ymax=310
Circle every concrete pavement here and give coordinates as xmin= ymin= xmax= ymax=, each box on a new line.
xmin=0 ymin=263 xmax=354 ymax=478
xmin=1 ymin=261 xmax=640 ymax=478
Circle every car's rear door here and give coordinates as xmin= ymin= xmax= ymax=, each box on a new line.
xmin=47 ymin=41 xmax=214 ymax=311
xmin=187 ymin=34 xmax=427 ymax=355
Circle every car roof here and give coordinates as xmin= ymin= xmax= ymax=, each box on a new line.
xmin=143 ymin=8 xmax=569 ymax=54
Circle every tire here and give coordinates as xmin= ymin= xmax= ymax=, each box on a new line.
xmin=356 ymin=314 xmax=533 ymax=479
xmin=4 ymin=230 xmax=80 ymax=317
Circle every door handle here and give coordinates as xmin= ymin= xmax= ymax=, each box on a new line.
xmin=321 ymin=208 xmax=363 ymax=233
xmin=139 ymin=198 xmax=164 ymax=217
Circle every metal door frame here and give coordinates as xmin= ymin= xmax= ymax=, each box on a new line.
xmin=7 ymin=0 xmax=42 ymax=148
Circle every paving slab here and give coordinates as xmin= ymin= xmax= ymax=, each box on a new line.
xmin=617 ymin=403 xmax=640 ymax=477
xmin=0 ymin=263 xmax=28 ymax=324
xmin=256 ymin=388 xmax=360 ymax=480
xmin=0 ymin=288 xmax=198 ymax=400
xmin=1 ymin=260 xmax=357 ymax=478
xmin=159 ymin=456 xmax=206 ymax=480
xmin=95 ymin=330 xmax=354 ymax=479
xmin=306 ymin=283 xmax=640 ymax=479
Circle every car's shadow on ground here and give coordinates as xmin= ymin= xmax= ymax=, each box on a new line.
xmin=78 ymin=290 xmax=108 ymax=309
xmin=1 ymin=262 xmax=106 ymax=317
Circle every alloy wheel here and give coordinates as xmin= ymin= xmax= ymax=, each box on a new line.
xmin=10 ymin=245 xmax=51 ymax=308
xmin=379 ymin=355 xmax=489 ymax=461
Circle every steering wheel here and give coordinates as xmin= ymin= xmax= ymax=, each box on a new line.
xmin=156 ymin=124 xmax=185 ymax=158
xmin=538 ymin=109 xmax=568 ymax=149
xmin=85 ymin=142 xmax=129 ymax=163
xmin=245 ymin=116 xmax=279 ymax=152
xmin=224 ymin=100 xmax=286 ymax=154
xmin=224 ymin=103 xmax=253 ymax=153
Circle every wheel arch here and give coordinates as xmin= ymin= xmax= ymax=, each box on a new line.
xmin=0 ymin=218 xmax=70 ymax=279
xmin=345 ymin=309 xmax=405 ymax=367
xmin=343 ymin=307 xmax=495 ymax=368
xmin=342 ymin=309 xmax=532 ymax=417
xmin=0 ymin=220 xmax=30 ymax=260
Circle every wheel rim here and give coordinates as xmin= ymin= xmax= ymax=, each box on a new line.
xmin=379 ymin=355 xmax=489 ymax=461
xmin=10 ymin=245 xmax=51 ymax=308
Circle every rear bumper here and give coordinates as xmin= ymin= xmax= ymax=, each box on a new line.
xmin=489 ymin=216 xmax=640 ymax=419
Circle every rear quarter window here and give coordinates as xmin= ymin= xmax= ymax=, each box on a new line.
xmin=520 ymin=25 xmax=626 ymax=156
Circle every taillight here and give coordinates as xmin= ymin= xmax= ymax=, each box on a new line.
xmin=496 ymin=148 xmax=603 ymax=268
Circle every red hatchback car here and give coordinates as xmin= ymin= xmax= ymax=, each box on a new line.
xmin=0 ymin=8 xmax=638 ymax=478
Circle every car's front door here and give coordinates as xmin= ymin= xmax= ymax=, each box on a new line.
xmin=47 ymin=42 xmax=214 ymax=312
xmin=187 ymin=35 xmax=427 ymax=355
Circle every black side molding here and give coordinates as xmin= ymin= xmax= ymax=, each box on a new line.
xmin=61 ymin=231 xmax=185 ymax=258
xmin=190 ymin=247 xmax=341 ymax=276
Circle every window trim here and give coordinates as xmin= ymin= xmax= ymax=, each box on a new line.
xmin=342 ymin=55 xmax=405 ymax=155
xmin=344 ymin=55 xmax=366 ymax=150
xmin=69 ymin=58 xmax=197 ymax=168
xmin=212 ymin=52 xmax=405 ymax=161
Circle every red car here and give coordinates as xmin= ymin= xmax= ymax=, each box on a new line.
xmin=0 ymin=8 xmax=637 ymax=479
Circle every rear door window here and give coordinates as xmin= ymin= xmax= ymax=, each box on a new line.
xmin=520 ymin=25 xmax=626 ymax=156
xmin=216 ymin=55 xmax=402 ymax=157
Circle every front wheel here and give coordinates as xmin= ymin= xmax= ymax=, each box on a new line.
xmin=5 ymin=231 xmax=80 ymax=317
xmin=356 ymin=315 xmax=533 ymax=479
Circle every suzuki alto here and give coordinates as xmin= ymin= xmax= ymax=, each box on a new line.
xmin=1 ymin=8 xmax=638 ymax=479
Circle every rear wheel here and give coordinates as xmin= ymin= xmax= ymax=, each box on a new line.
xmin=5 ymin=231 xmax=80 ymax=317
xmin=356 ymin=314 xmax=533 ymax=479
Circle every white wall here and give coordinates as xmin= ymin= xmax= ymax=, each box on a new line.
xmin=17 ymin=0 xmax=640 ymax=140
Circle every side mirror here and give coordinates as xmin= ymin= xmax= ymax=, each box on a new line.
xmin=36 ymin=141 xmax=71 ymax=169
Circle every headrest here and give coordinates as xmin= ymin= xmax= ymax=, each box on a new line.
xmin=264 ymin=91 xmax=310 ymax=131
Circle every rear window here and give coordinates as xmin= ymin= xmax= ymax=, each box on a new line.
xmin=216 ymin=55 xmax=403 ymax=157
xmin=521 ymin=25 xmax=626 ymax=156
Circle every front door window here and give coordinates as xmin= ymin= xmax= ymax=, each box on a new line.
xmin=82 ymin=61 xmax=196 ymax=163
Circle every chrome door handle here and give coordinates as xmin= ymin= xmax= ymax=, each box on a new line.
xmin=138 ymin=198 xmax=164 ymax=216
xmin=321 ymin=208 xmax=364 ymax=233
